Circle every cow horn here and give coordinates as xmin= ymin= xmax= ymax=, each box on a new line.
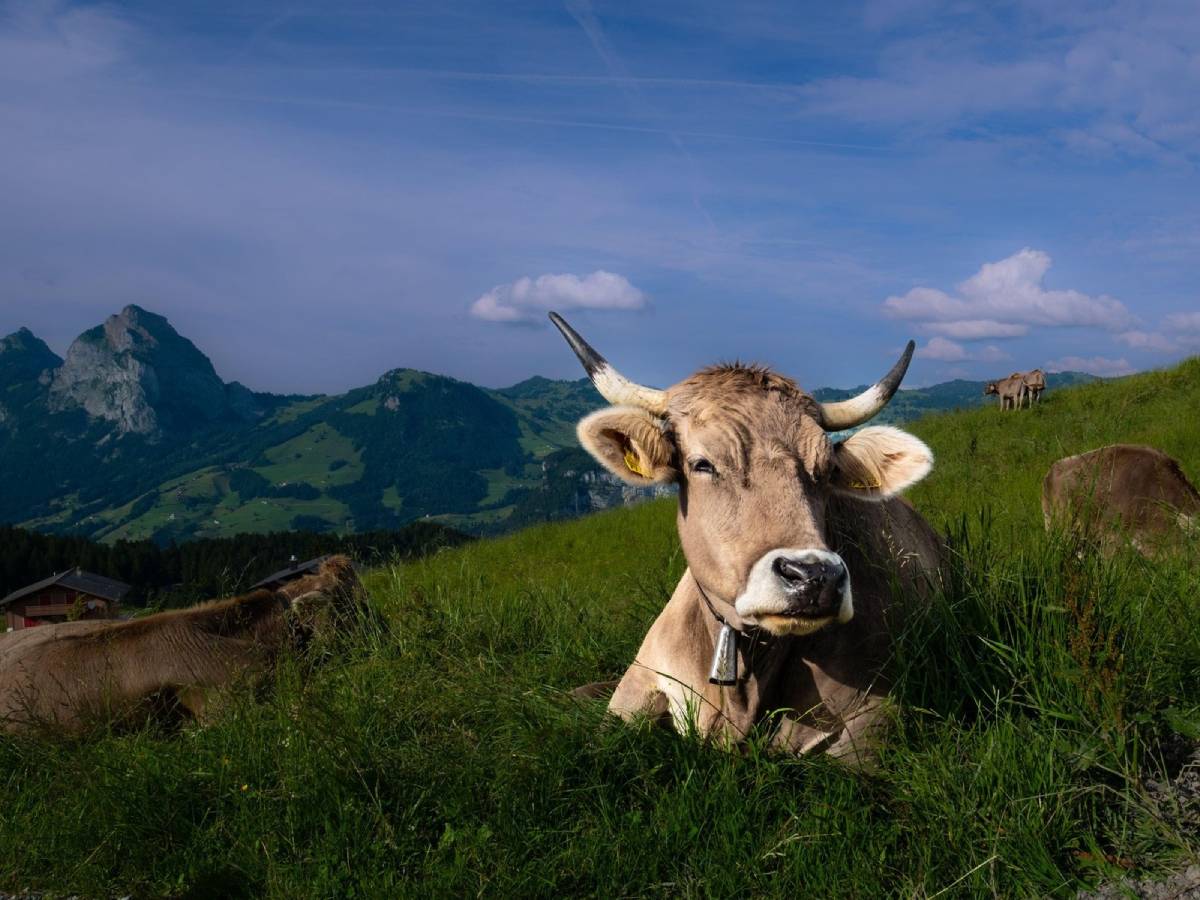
xmin=816 ymin=340 xmax=915 ymax=431
xmin=549 ymin=312 xmax=668 ymax=415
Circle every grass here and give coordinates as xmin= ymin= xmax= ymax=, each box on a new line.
xmin=255 ymin=423 xmax=364 ymax=488
xmin=908 ymin=357 xmax=1200 ymax=540
xmin=91 ymin=422 xmax=366 ymax=541
xmin=3 ymin=361 xmax=1200 ymax=896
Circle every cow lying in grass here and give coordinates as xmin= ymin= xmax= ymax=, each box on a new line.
xmin=550 ymin=313 xmax=943 ymax=766
xmin=1043 ymin=444 xmax=1200 ymax=556
xmin=0 ymin=555 xmax=366 ymax=736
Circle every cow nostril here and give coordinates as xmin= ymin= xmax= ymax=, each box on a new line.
xmin=773 ymin=557 xmax=823 ymax=585
xmin=772 ymin=556 xmax=846 ymax=594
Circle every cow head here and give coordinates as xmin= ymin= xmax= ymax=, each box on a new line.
xmin=278 ymin=556 xmax=374 ymax=646
xmin=984 ymin=382 xmax=999 ymax=396
xmin=552 ymin=313 xmax=932 ymax=638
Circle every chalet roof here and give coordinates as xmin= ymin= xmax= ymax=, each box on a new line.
xmin=249 ymin=555 xmax=332 ymax=591
xmin=0 ymin=568 xmax=132 ymax=609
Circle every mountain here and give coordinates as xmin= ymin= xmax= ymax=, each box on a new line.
xmin=0 ymin=306 xmax=1104 ymax=543
xmin=46 ymin=305 xmax=269 ymax=436
xmin=0 ymin=327 xmax=61 ymax=383
xmin=0 ymin=327 xmax=62 ymax=429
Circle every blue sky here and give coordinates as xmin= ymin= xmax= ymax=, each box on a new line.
xmin=1 ymin=0 xmax=1197 ymax=393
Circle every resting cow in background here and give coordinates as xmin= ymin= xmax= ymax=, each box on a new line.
xmin=1021 ymin=368 xmax=1046 ymax=407
xmin=1042 ymin=445 xmax=1200 ymax=556
xmin=0 ymin=556 xmax=367 ymax=735
xmin=984 ymin=373 xmax=1027 ymax=411
xmin=551 ymin=312 xmax=942 ymax=766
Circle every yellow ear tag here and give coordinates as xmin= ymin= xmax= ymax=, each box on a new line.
xmin=623 ymin=448 xmax=648 ymax=477
xmin=845 ymin=477 xmax=882 ymax=490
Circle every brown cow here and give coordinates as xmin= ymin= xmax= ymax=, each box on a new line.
xmin=1021 ymin=368 xmax=1046 ymax=407
xmin=1042 ymin=445 xmax=1200 ymax=555
xmin=0 ymin=556 xmax=366 ymax=735
xmin=984 ymin=373 xmax=1027 ymax=411
xmin=551 ymin=312 xmax=942 ymax=766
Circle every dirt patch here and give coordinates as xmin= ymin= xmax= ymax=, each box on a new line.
xmin=1144 ymin=735 xmax=1200 ymax=833
xmin=1080 ymin=865 xmax=1200 ymax=899
xmin=1081 ymin=735 xmax=1200 ymax=899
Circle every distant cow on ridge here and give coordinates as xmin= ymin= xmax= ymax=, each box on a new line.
xmin=0 ymin=556 xmax=367 ymax=735
xmin=984 ymin=373 xmax=1027 ymax=411
xmin=1042 ymin=445 xmax=1200 ymax=555
xmin=1021 ymin=369 xmax=1046 ymax=406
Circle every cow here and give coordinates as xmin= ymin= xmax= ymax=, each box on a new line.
xmin=1042 ymin=444 xmax=1200 ymax=556
xmin=0 ymin=555 xmax=367 ymax=735
xmin=984 ymin=373 xmax=1027 ymax=411
xmin=1021 ymin=368 xmax=1046 ymax=407
xmin=550 ymin=312 xmax=943 ymax=766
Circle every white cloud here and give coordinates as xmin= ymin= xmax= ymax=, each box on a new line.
xmin=885 ymin=248 xmax=1132 ymax=334
xmin=1045 ymin=355 xmax=1134 ymax=377
xmin=977 ymin=345 xmax=1010 ymax=363
xmin=1165 ymin=312 xmax=1200 ymax=332
xmin=799 ymin=5 xmax=1200 ymax=160
xmin=923 ymin=319 xmax=1028 ymax=339
xmin=470 ymin=270 xmax=645 ymax=324
xmin=917 ymin=336 xmax=967 ymax=361
xmin=1115 ymin=311 xmax=1200 ymax=355
xmin=917 ymin=337 xmax=1008 ymax=363
xmin=1117 ymin=330 xmax=1178 ymax=353
xmin=0 ymin=1 xmax=135 ymax=84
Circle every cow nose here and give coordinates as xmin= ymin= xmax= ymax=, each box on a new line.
xmin=772 ymin=556 xmax=846 ymax=612
xmin=773 ymin=556 xmax=837 ymax=586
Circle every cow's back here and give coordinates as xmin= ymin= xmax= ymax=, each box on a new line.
xmin=0 ymin=620 xmax=129 ymax=731
xmin=0 ymin=610 xmax=271 ymax=734
xmin=1042 ymin=444 xmax=1200 ymax=551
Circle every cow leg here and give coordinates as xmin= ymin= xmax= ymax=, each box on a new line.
xmin=607 ymin=665 xmax=669 ymax=724
xmin=174 ymin=685 xmax=210 ymax=720
xmin=571 ymin=679 xmax=620 ymax=700
xmin=823 ymin=701 xmax=889 ymax=772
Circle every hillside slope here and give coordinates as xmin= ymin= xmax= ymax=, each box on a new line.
xmin=3 ymin=359 xmax=1200 ymax=896
xmin=907 ymin=355 xmax=1200 ymax=536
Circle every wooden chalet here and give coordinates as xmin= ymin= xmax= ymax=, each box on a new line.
xmin=2 ymin=568 xmax=130 ymax=632
xmin=249 ymin=555 xmax=334 ymax=592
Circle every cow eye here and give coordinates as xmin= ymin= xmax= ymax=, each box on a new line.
xmin=689 ymin=457 xmax=717 ymax=476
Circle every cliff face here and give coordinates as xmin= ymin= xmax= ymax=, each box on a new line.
xmin=0 ymin=327 xmax=63 ymax=433
xmin=46 ymin=305 xmax=248 ymax=436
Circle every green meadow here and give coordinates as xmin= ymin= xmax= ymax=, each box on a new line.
xmin=2 ymin=360 xmax=1199 ymax=897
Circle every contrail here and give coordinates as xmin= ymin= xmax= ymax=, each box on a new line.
xmin=563 ymin=0 xmax=719 ymax=233
xmin=148 ymin=87 xmax=890 ymax=152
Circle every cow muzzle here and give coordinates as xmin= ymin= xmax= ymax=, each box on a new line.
xmin=734 ymin=548 xmax=852 ymax=636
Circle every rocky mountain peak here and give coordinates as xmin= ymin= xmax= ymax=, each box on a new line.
xmin=0 ymin=327 xmax=62 ymax=383
xmin=47 ymin=306 xmax=245 ymax=437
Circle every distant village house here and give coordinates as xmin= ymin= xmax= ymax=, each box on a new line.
xmin=2 ymin=568 xmax=130 ymax=632
xmin=249 ymin=555 xmax=335 ymax=592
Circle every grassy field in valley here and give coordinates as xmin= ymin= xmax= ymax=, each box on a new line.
xmin=2 ymin=360 xmax=1199 ymax=896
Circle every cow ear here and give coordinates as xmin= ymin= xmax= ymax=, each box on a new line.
xmin=287 ymin=589 xmax=330 ymax=622
xmin=577 ymin=406 xmax=676 ymax=485
xmin=832 ymin=425 xmax=932 ymax=500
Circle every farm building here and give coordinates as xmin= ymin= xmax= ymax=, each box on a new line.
xmin=1 ymin=568 xmax=130 ymax=632
xmin=250 ymin=555 xmax=334 ymax=592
